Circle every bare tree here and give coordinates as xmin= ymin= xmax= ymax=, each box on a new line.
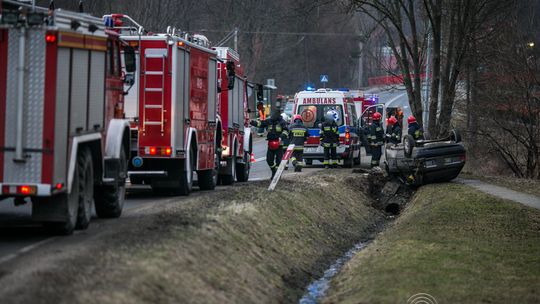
xmin=472 ymin=0 xmax=540 ymax=178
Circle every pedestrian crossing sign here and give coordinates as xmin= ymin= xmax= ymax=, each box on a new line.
xmin=320 ymin=75 xmax=329 ymax=83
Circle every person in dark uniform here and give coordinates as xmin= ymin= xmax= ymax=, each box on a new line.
xmin=386 ymin=116 xmax=402 ymax=145
xmin=289 ymin=114 xmax=309 ymax=172
xmin=250 ymin=110 xmax=289 ymax=179
xmin=407 ymin=116 xmax=424 ymax=140
xmin=368 ymin=112 xmax=384 ymax=167
xmin=256 ymin=102 xmax=266 ymax=137
xmin=320 ymin=111 xmax=340 ymax=169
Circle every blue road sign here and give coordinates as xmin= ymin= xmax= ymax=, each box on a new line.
xmin=320 ymin=75 xmax=329 ymax=83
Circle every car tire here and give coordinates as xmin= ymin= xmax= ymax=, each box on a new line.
xmin=450 ymin=129 xmax=462 ymax=143
xmin=403 ymin=135 xmax=415 ymax=158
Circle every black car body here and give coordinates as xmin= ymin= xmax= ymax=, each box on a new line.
xmin=384 ymin=131 xmax=466 ymax=185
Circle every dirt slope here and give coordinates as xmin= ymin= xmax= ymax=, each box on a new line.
xmin=0 ymin=170 xmax=386 ymax=304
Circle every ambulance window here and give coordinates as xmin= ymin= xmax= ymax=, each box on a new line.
xmin=297 ymin=105 xmax=344 ymax=128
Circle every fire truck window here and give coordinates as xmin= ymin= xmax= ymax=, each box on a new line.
xmin=297 ymin=105 xmax=344 ymax=128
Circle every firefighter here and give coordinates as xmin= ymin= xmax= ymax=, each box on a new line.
xmin=368 ymin=112 xmax=385 ymax=167
xmin=289 ymin=114 xmax=309 ymax=172
xmin=250 ymin=110 xmax=289 ymax=179
xmin=256 ymin=101 xmax=266 ymax=137
xmin=386 ymin=116 xmax=402 ymax=145
xmin=407 ymin=116 xmax=424 ymax=140
xmin=320 ymin=110 xmax=340 ymax=169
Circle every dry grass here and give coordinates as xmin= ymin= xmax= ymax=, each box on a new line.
xmin=323 ymin=183 xmax=540 ymax=304
xmin=0 ymin=171 xmax=386 ymax=304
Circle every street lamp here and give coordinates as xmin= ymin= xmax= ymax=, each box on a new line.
xmin=527 ymin=41 xmax=535 ymax=48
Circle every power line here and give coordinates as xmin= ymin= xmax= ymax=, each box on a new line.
xmin=197 ymin=29 xmax=359 ymax=37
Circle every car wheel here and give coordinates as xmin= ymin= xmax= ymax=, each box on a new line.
xmin=450 ymin=129 xmax=462 ymax=143
xmin=403 ymin=135 xmax=415 ymax=158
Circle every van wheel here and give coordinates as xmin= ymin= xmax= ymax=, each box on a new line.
xmin=76 ymin=148 xmax=94 ymax=230
xmin=236 ymin=152 xmax=251 ymax=182
xmin=95 ymin=146 xmax=127 ymax=218
xmin=343 ymin=152 xmax=354 ymax=168
xmin=198 ymin=152 xmax=218 ymax=191
xmin=353 ymin=148 xmax=361 ymax=166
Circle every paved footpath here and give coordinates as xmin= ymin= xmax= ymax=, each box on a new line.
xmin=455 ymin=178 xmax=540 ymax=211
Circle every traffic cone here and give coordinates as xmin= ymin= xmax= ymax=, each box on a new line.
xmin=250 ymin=153 xmax=256 ymax=163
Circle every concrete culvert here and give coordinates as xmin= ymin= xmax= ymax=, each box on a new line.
xmin=385 ymin=203 xmax=400 ymax=215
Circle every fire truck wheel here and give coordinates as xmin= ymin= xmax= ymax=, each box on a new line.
xmin=199 ymin=151 xmax=219 ymax=190
xmin=95 ymin=147 xmax=127 ymax=218
xmin=76 ymin=148 xmax=94 ymax=230
xmin=220 ymin=149 xmax=237 ymax=185
xmin=236 ymin=152 xmax=251 ymax=182
xmin=41 ymin=155 xmax=82 ymax=235
xmin=177 ymin=148 xmax=195 ymax=195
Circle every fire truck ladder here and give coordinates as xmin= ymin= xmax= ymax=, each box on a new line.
xmin=142 ymin=53 xmax=166 ymax=135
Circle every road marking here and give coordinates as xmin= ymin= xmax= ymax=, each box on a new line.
xmin=254 ymin=157 xmax=266 ymax=163
xmin=0 ymin=237 xmax=57 ymax=265
xmin=249 ymin=177 xmax=267 ymax=181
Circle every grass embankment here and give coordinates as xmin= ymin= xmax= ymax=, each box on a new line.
xmin=5 ymin=171 xmax=385 ymax=303
xmin=323 ymin=183 xmax=540 ymax=304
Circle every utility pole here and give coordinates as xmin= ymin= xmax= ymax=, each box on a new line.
xmin=234 ymin=27 xmax=238 ymax=51
xmin=423 ymin=29 xmax=431 ymax=132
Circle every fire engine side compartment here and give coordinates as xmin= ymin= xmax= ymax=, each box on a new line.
xmin=0 ymin=27 xmax=107 ymax=199
xmin=0 ymin=29 xmax=7 ymax=184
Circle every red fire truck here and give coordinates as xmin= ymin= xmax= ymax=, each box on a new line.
xmin=213 ymin=47 xmax=252 ymax=184
xmin=107 ymin=15 xmax=220 ymax=195
xmin=0 ymin=1 xmax=132 ymax=234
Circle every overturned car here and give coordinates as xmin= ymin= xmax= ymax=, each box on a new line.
xmin=384 ymin=130 xmax=466 ymax=186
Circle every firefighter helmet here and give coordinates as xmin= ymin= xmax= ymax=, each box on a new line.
xmin=408 ymin=116 xmax=417 ymax=124
xmin=325 ymin=110 xmax=338 ymax=122
xmin=372 ymin=112 xmax=382 ymax=121
xmin=292 ymin=114 xmax=303 ymax=123
xmin=388 ymin=116 xmax=397 ymax=125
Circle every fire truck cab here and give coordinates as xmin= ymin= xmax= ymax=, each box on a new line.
xmin=0 ymin=1 xmax=132 ymax=234
xmin=214 ymin=47 xmax=252 ymax=184
xmin=294 ymin=89 xmax=361 ymax=167
xmin=109 ymin=15 xmax=219 ymax=195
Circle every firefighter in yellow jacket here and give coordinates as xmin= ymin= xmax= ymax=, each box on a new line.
xmin=320 ymin=110 xmax=340 ymax=169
